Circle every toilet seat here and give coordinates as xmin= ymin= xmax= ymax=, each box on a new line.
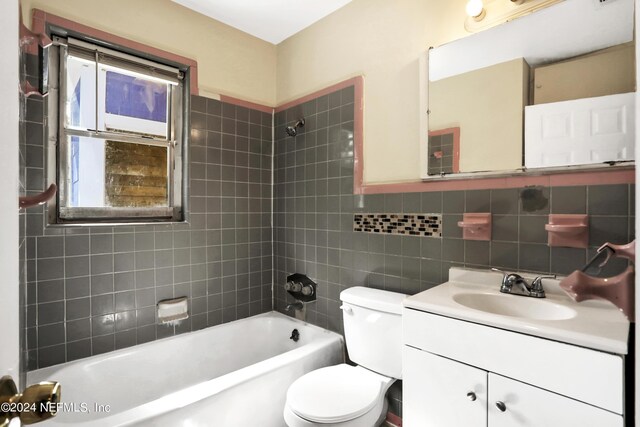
xmin=286 ymin=364 xmax=390 ymax=424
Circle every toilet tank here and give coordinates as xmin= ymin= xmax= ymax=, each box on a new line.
xmin=340 ymin=287 xmax=407 ymax=379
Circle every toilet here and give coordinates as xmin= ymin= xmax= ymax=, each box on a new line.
xmin=284 ymin=287 xmax=407 ymax=427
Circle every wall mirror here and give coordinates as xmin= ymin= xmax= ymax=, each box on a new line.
xmin=423 ymin=0 xmax=636 ymax=179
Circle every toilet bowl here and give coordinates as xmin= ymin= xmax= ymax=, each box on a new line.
xmin=284 ymin=287 xmax=407 ymax=427
xmin=283 ymin=365 xmax=393 ymax=427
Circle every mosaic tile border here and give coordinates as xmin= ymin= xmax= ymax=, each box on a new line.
xmin=354 ymin=213 xmax=442 ymax=237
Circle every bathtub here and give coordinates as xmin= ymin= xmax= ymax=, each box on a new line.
xmin=27 ymin=312 xmax=344 ymax=427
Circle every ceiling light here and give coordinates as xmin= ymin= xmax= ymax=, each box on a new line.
xmin=466 ymin=0 xmax=486 ymax=20
xmin=465 ymin=0 xmax=561 ymax=33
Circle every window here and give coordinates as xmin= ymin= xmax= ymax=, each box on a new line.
xmin=48 ymin=37 xmax=187 ymax=223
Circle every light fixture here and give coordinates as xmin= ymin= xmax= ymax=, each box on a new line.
xmin=465 ymin=0 xmax=561 ymax=33
xmin=466 ymin=0 xmax=486 ymax=20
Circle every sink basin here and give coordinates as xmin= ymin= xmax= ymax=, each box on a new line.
xmin=403 ymin=267 xmax=630 ymax=354
xmin=453 ymin=293 xmax=577 ymax=320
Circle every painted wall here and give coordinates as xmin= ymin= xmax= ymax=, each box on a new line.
xmin=533 ymin=42 xmax=636 ymax=105
xmin=21 ymin=0 xmax=277 ymax=106
xmin=276 ymin=0 xmax=469 ymax=184
xmin=0 ymin=0 xmax=20 ymax=384
xmin=429 ymin=58 xmax=527 ymax=173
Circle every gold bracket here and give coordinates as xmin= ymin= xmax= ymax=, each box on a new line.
xmin=0 ymin=376 xmax=61 ymax=426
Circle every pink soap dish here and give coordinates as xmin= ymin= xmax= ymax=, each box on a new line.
xmin=457 ymin=213 xmax=491 ymax=241
xmin=545 ymin=214 xmax=588 ymax=248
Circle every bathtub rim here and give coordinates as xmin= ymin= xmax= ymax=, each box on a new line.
xmin=29 ymin=311 xmax=339 ymax=379
xmin=27 ymin=311 xmax=344 ymax=426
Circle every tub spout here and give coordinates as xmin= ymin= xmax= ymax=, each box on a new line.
xmin=286 ymin=301 xmax=304 ymax=312
xmin=560 ymin=266 xmax=635 ymax=321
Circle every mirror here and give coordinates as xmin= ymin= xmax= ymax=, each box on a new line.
xmin=425 ymin=0 xmax=636 ymax=178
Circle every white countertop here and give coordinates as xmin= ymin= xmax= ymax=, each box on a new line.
xmin=403 ymin=267 xmax=630 ymax=354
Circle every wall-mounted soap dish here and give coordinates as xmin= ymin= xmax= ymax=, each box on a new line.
xmin=157 ymin=297 xmax=189 ymax=325
xmin=545 ymin=214 xmax=588 ymax=248
xmin=457 ymin=213 xmax=491 ymax=241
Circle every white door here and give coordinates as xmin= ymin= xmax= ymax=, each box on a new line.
xmin=525 ymin=92 xmax=635 ymax=168
xmin=0 ymin=0 xmax=21 ymax=386
xmin=403 ymin=347 xmax=487 ymax=427
xmin=488 ymin=373 xmax=623 ymax=427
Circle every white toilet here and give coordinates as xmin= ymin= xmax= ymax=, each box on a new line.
xmin=284 ymin=287 xmax=407 ymax=427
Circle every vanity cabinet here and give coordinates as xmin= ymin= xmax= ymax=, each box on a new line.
xmin=404 ymin=347 xmax=622 ymax=427
xmin=488 ymin=373 xmax=622 ymax=427
xmin=404 ymin=347 xmax=487 ymax=427
xmin=403 ymin=308 xmax=626 ymax=427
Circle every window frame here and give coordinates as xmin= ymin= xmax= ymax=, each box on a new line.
xmin=46 ymin=34 xmax=189 ymax=225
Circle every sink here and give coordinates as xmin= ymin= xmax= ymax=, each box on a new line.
xmin=453 ymin=293 xmax=577 ymax=321
xmin=403 ymin=267 xmax=630 ymax=354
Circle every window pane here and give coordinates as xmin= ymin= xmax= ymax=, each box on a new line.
xmin=65 ymin=55 xmax=96 ymax=130
xmin=66 ymin=136 xmax=168 ymax=208
xmin=104 ymin=141 xmax=169 ymax=208
xmin=99 ymin=66 xmax=170 ymax=138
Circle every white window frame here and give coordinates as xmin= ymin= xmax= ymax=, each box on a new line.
xmin=46 ymin=35 xmax=189 ymax=224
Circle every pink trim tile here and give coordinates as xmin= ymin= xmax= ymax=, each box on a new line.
xmin=357 ymin=170 xmax=634 ymax=194
xmin=385 ymin=412 xmax=402 ymax=427
xmin=275 ymin=76 xmax=364 ymax=113
xmin=549 ymin=169 xmax=635 ymax=186
xmin=219 ymin=95 xmax=273 ymax=114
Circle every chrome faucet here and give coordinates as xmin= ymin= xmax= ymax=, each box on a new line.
xmin=285 ymin=301 xmax=304 ymax=312
xmin=492 ymin=268 xmax=555 ymax=298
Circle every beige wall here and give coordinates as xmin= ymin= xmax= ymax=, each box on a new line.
xmin=534 ymin=42 xmax=636 ymax=105
xmin=430 ymin=59 xmax=528 ymax=173
xmin=277 ymin=0 xmax=469 ymax=184
xmin=21 ymin=0 xmax=277 ymax=106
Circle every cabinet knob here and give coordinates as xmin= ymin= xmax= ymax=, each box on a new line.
xmin=495 ymin=401 xmax=507 ymax=412
xmin=466 ymin=392 xmax=476 ymax=401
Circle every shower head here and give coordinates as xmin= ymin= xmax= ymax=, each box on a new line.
xmin=285 ymin=118 xmax=305 ymax=137
xmin=285 ymin=126 xmax=297 ymax=137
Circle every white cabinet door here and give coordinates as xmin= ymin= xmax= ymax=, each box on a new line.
xmin=403 ymin=347 xmax=487 ymax=427
xmin=488 ymin=373 xmax=624 ymax=427
xmin=525 ymin=92 xmax=635 ymax=168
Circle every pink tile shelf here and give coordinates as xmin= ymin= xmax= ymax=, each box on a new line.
xmin=457 ymin=213 xmax=492 ymax=241
xmin=545 ymin=214 xmax=589 ymax=248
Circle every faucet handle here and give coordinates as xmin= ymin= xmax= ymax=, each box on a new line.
xmin=532 ymin=274 xmax=556 ymax=287
xmin=530 ymin=274 xmax=556 ymax=297
xmin=492 ymin=268 xmax=523 ymax=289
xmin=491 ymin=268 xmax=509 ymax=283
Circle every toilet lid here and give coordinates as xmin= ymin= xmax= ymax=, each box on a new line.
xmin=287 ymin=365 xmax=384 ymax=423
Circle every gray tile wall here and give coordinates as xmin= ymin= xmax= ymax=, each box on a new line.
xmin=428 ymin=132 xmax=455 ymax=175
xmin=21 ymin=59 xmax=634 ymax=418
xmin=273 ymin=85 xmax=635 ymax=417
xmin=22 ymin=56 xmax=274 ymax=370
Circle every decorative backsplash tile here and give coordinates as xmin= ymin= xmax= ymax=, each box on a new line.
xmin=354 ymin=213 xmax=442 ymax=237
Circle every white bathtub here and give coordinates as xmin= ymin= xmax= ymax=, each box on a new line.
xmin=28 ymin=312 xmax=344 ymax=427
